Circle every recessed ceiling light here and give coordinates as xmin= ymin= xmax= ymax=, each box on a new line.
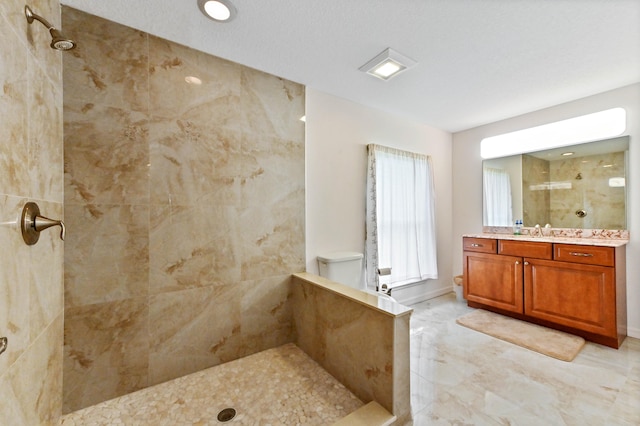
xmin=561 ymin=152 xmax=574 ymax=156
xmin=197 ymin=0 xmax=237 ymax=22
xmin=359 ymin=48 xmax=416 ymax=81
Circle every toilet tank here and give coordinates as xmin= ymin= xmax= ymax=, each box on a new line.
xmin=317 ymin=252 xmax=364 ymax=289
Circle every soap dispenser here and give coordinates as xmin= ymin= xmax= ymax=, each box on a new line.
xmin=514 ymin=220 xmax=522 ymax=235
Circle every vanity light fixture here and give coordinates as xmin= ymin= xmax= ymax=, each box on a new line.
xmin=481 ymin=108 xmax=626 ymax=159
xmin=359 ymin=48 xmax=416 ymax=81
xmin=197 ymin=0 xmax=237 ymax=22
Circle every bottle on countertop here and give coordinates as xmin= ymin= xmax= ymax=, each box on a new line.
xmin=514 ymin=219 xmax=522 ymax=235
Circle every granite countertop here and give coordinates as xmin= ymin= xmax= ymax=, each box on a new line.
xmin=464 ymin=233 xmax=629 ymax=247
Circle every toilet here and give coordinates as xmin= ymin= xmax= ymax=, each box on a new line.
xmin=317 ymin=251 xmax=397 ymax=302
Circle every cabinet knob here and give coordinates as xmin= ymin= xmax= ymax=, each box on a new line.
xmin=515 ymin=261 xmax=520 ymax=265
xmin=524 ymin=261 xmax=530 ymax=265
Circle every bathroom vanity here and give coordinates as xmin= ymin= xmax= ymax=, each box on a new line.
xmin=462 ymin=234 xmax=627 ymax=348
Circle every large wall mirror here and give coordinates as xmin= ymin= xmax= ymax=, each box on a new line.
xmin=483 ymin=136 xmax=629 ymax=230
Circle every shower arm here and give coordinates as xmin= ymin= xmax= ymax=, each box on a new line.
xmin=25 ymin=6 xmax=55 ymax=31
xmin=25 ymin=5 xmax=76 ymax=51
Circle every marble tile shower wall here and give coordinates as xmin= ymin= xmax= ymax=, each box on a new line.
xmin=61 ymin=7 xmax=305 ymax=413
xmin=549 ymin=152 xmax=626 ymax=229
xmin=0 ymin=0 xmax=64 ymax=424
xmin=522 ymin=154 xmax=550 ymax=226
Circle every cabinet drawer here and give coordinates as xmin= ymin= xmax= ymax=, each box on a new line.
xmin=498 ymin=240 xmax=552 ymax=260
xmin=463 ymin=237 xmax=497 ymax=253
xmin=554 ymin=244 xmax=614 ymax=267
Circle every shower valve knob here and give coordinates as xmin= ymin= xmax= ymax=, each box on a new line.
xmin=20 ymin=202 xmax=65 ymax=245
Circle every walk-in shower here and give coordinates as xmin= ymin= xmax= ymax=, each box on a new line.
xmin=25 ymin=5 xmax=76 ymax=50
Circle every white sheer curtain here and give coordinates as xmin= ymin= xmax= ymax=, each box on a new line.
xmin=365 ymin=144 xmax=438 ymax=290
xmin=483 ymin=167 xmax=513 ymax=226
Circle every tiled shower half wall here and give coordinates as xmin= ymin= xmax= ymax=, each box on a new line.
xmin=62 ymin=7 xmax=305 ymax=413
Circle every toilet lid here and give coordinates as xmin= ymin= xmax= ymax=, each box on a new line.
xmin=317 ymin=251 xmax=363 ymax=263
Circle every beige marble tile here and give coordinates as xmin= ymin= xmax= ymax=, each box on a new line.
xmin=149 ymin=204 xmax=240 ymax=294
xmin=148 ymin=118 xmax=243 ymax=206
xmin=64 ymin=204 xmax=149 ymax=307
xmin=63 ymin=299 xmax=149 ymax=414
xmin=238 ymin=203 xmax=305 ymax=281
xmin=148 ymin=35 xmax=242 ymax=122
xmin=64 ymin=102 xmax=149 ymax=205
xmin=148 ymin=285 xmax=243 ymax=386
xmin=28 ymin=41 xmax=64 ymax=201
xmin=1 ymin=2 xmax=64 ymax=425
xmin=319 ymin=294 xmax=394 ymax=412
xmin=239 ymin=132 xmax=305 ymax=208
xmin=61 ymin=7 xmax=306 ymax=412
xmin=0 ymin=196 xmax=32 ymax=372
xmin=292 ymin=275 xmax=412 ymax=422
xmin=29 ymin=200 xmax=64 ymax=339
xmin=0 ymin=19 xmax=29 ymax=197
xmin=239 ymin=275 xmax=293 ymax=352
xmin=62 ymin=6 xmax=148 ymax=112
xmin=0 ymin=0 xmax=26 ymax=32
xmin=239 ymin=66 xmax=306 ymax=141
xmin=0 ymin=313 xmax=63 ymax=426
xmin=393 ymin=314 xmax=412 ymax=425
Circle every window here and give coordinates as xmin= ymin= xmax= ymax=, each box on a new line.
xmin=483 ymin=167 xmax=513 ymax=226
xmin=365 ymin=144 xmax=438 ymax=290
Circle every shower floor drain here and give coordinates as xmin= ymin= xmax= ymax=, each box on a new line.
xmin=217 ymin=408 xmax=236 ymax=422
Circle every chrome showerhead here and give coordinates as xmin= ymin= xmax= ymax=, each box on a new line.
xmin=25 ymin=5 xmax=76 ymax=51
xmin=49 ymin=28 xmax=76 ymax=51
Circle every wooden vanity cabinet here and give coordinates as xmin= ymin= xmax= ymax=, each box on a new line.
xmin=524 ymin=258 xmax=616 ymax=339
xmin=463 ymin=251 xmax=523 ymax=313
xmin=463 ymin=237 xmax=627 ymax=348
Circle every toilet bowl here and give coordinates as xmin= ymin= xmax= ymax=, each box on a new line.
xmin=317 ymin=251 xmax=397 ymax=302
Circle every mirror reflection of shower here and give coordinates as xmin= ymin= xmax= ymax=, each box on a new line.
xmin=25 ymin=5 xmax=76 ymax=51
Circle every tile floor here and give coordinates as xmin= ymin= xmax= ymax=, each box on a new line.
xmin=59 ymin=343 xmax=362 ymax=425
xmin=409 ymin=293 xmax=640 ymax=425
xmin=57 ymin=292 xmax=640 ymax=425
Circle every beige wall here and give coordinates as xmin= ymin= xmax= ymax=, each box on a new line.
xmin=305 ymin=89 xmax=454 ymax=304
xmin=61 ymin=7 xmax=305 ymax=412
xmin=0 ymin=0 xmax=64 ymax=424
xmin=453 ymin=83 xmax=640 ymax=338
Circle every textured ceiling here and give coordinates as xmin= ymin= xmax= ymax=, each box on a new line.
xmin=60 ymin=0 xmax=640 ymax=132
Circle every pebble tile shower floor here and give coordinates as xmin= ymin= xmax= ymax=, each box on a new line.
xmin=59 ymin=343 xmax=363 ymax=425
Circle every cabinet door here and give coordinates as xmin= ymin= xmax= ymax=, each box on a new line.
xmin=524 ymin=258 xmax=616 ymax=337
xmin=464 ymin=252 xmax=523 ymax=313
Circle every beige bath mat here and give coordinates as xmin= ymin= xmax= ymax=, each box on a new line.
xmin=456 ymin=309 xmax=585 ymax=361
